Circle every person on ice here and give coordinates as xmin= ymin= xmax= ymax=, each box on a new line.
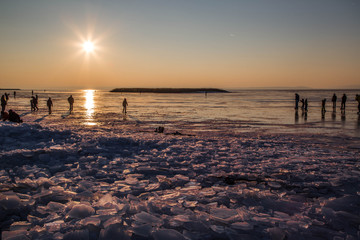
xmin=1 ymin=111 xmax=9 ymax=121
xmin=68 ymin=95 xmax=74 ymax=113
xmin=356 ymin=94 xmax=360 ymax=114
xmin=8 ymin=110 xmax=23 ymax=123
xmin=341 ymin=93 xmax=347 ymax=111
xmin=321 ymin=98 xmax=326 ymax=113
xmin=122 ymin=98 xmax=128 ymax=114
xmin=304 ymin=99 xmax=308 ymax=112
xmin=33 ymin=95 xmax=39 ymax=111
xmin=295 ymin=93 xmax=300 ymax=110
xmin=47 ymin=97 xmax=53 ymax=114
xmin=332 ymin=93 xmax=337 ymax=110
xmin=1 ymin=95 xmax=7 ymax=112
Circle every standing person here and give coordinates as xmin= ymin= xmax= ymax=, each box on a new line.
xmin=295 ymin=93 xmax=300 ymax=110
xmin=13 ymin=91 xmax=16 ymax=99
xmin=300 ymin=98 xmax=305 ymax=110
xmin=332 ymin=93 xmax=337 ymax=110
xmin=68 ymin=95 xmax=74 ymax=113
xmin=122 ymin=98 xmax=128 ymax=114
xmin=341 ymin=94 xmax=347 ymax=110
xmin=32 ymin=90 xmax=34 ymax=95
xmin=356 ymin=94 xmax=360 ymax=114
xmin=30 ymin=98 xmax=34 ymax=111
xmin=5 ymin=93 xmax=9 ymax=101
xmin=47 ymin=97 xmax=53 ymax=114
xmin=33 ymin=95 xmax=39 ymax=111
xmin=1 ymin=95 xmax=7 ymax=112
xmin=321 ymin=98 xmax=326 ymax=113
xmin=304 ymin=99 xmax=308 ymax=112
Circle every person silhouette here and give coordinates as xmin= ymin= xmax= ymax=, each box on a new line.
xmin=13 ymin=91 xmax=16 ymax=99
xmin=300 ymin=99 xmax=305 ymax=110
xmin=341 ymin=94 xmax=347 ymax=111
xmin=356 ymin=94 xmax=360 ymax=114
xmin=295 ymin=93 xmax=300 ymax=110
xmin=122 ymin=98 xmax=128 ymax=114
xmin=34 ymin=95 xmax=39 ymax=111
xmin=321 ymin=98 xmax=326 ymax=114
xmin=68 ymin=95 xmax=74 ymax=113
xmin=8 ymin=110 xmax=23 ymax=123
xmin=332 ymin=93 xmax=337 ymax=110
xmin=1 ymin=95 xmax=7 ymax=112
xmin=304 ymin=99 xmax=308 ymax=112
xmin=47 ymin=97 xmax=53 ymax=114
xmin=30 ymin=96 xmax=36 ymax=111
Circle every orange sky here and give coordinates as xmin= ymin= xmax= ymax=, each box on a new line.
xmin=1 ymin=1 xmax=359 ymax=89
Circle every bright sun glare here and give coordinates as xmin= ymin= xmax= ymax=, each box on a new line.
xmin=82 ymin=41 xmax=94 ymax=53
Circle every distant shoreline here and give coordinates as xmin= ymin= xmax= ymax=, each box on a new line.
xmin=0 ymin=88 xmax=20 ymax=91
xmin=110 ymin=88 xmax=229 ymax=93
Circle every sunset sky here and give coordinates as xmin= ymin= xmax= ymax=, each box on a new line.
xmin=1 ymin=0 xmax=359 ymax=89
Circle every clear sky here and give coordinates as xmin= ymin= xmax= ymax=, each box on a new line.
xmin=1 ymin=0 xmax=359 ymax=89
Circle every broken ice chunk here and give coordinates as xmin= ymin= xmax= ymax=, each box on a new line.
xmin=63 ymin=229 xmax=89 ymax=240
xmin=44 ymin=220 xmax=64 ymax=232
xmin=133 ymin=211 xmax=163 ymax=226
xmin=67 ymin=204 xmax=95 ymax=219
xmin=79 ymin=217 xmax=101 ymax=227
xmin=231 ymin=222 xmax=253 ymax=231
xmin=131 ymin=224 xmax=152 ymax=237
xmin=152 ymin=229 xmax=186 ymax=240
xmin=210 ymin=207 xmax=238 ymax=224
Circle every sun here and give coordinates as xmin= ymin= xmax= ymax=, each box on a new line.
xmin=82 ymin=41 xmax=95 ymax=53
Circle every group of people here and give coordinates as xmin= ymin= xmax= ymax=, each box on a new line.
xmin=295 ymin=93 xmax=360 ymax=115
xmin=1 ymin=91 xmax=22 ymax=123
xmin=31 ymin=94 xmax=74 ymax=114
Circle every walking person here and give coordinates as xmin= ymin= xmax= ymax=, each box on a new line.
xmin=341 ymin=94 xmax=347 ymax=111
xmin=295 ymin=93 xmax=300 ymax=110
xmin=68 ymin=95 xmax=74 ymax=113
xmin=47 ymin=97 xmax=53 ymax=114
xmin=1 ymin=95 xmax=7 ymax=112
xmin=332 ymin=93 xmax=337 ymax=110
xmin=33 ymin=95 xmax=39 ymax=111
xmin=356 ymin=94 xmax=360 ymax=114
xmin=122 ymin=98 xmax=128 ymax=114
xmin=321 ymin=98 xmax=326 ymax=113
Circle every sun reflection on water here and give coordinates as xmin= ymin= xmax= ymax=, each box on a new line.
xmin=84 ymin=90 xmax=96 ymax=125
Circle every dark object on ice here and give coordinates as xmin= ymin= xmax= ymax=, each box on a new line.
xmin=13 ymin=91 xmax=16 ymax=99
xmin=321 ymin=98 xmax=326 ymax=113
xmin=110 ymin=88 xmax=229 ymax=93
xmin=341 ymin=93 xmax=347 ymax=110
xmin=155 ymin=126 xmax=165 ymax=133
xmin=300 ymin=98 xmax=305 ymax=110
xmin=304 ymin=98 xmax=308 ymax=112
xmin=47 ymin=97 xmax=53 ymax=114
xmin=1 ymin=111 xmax=9 ymax=121
xmin=122 ymin=98 xmax=128 ymax=114
xmin=356 ymin=94 xmax=360 ymax=113
xmin=332 ymin=93 xmax=337 ymax=109
xmin=68 ymin=95 xmax=74 ymax=113
xmin=33 ymin=95 xmax=39 ymax=111
xmin=5 ymin=92 xmax=9 ymax=101
xmin=295 ymin=93 xmax=300 ymax=110
xmin=1 ymin=94 xmax=7 ymax=112
xmin=8 ymin=110 xmax=23 ymax=123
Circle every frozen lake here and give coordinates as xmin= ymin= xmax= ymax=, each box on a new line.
xmin=4 ymin=89 xmax=360 ymax=137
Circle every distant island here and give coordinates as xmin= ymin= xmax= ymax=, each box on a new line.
xmin=0 ymin=88 xmax=20 ymax=91
xmin=110 ymin=88 xmax=229 ymax=93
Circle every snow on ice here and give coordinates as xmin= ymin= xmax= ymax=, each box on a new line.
xmin=0 ymin=120 xmax=359 ymax=240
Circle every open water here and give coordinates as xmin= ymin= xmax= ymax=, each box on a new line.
xmin=3 ymin=89 xmax=360 ymax=137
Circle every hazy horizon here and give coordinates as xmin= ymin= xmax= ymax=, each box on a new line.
xmin=1 ymin=0 xmax=359 ymax=89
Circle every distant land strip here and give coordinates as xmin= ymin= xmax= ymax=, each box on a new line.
xmin=110 ymin=88 xmax=229 ymax=93
xmin=0 ymin=88 xmax=20 ymax=91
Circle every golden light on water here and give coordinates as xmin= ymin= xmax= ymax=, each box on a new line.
xmin=84 ymin=90 xmax=96 ymax=125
